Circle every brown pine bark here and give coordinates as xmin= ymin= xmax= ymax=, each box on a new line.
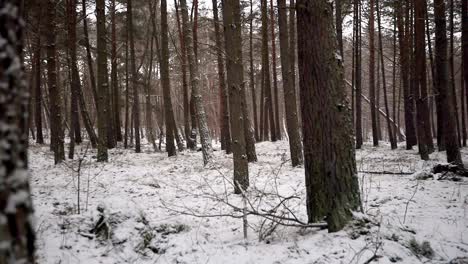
xmin=45 ymin=0 xmax=64 ymax=164
xmin=67 ymin=0 xmax=81 ymax=159
xmin=434 ymin=0 xmax=462 ymax=165
xmin=297 ymin=0 xmax=361 ymax=232
xmin=414 ymin=0 xmax=431 ymax=160
xmin=376 ymin=0 xmax=397 ymax=149
xmin=96 ymin=0 xmax=110 ymax=161
xmin=111 ymin=0 xmax=122 ymax=142
xmin=249 ymin=0 xmax=259 ymax=141
xmin=261 ymin=0 xmax=277 ymax=142
xmin=355 ymin=0 xmax=363 ymax=149
xmin=33 ymin=1 xmax=44 ymax=144
xmin=161 ymin=0 xmax=176 ymax=156
xmin=222 ymin=0 xmax=249 ymax=193
xmin=81 ymin=0 xmax=98 ymax=109
xmin=270 ymin=0 xmax=281 ymax=140
xmin=369 ymin=0 xmax=379 ymax=147
xmin=397 ymin=0 xmax=417 ymax=149
xmin=0 ymin=1 xmax=36 ymax=260
xmin=180 ymin=0 xmax=213 ymax=164
xmin=212 ymin=0 xmax=232 ymax=154
xmin=128 ymin=0 xmax=141 ymax=153
xmin=277 ymin=0 xmax=303 ymax=166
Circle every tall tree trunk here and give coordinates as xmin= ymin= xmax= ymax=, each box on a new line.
xmin=45 ymin=0 xmax=64 ymax=164
xmin=414 ymin=0 xmax=431 ymax=160
xmin=270 ymin=0 xmax=281 ymax=140
xmin=261 ymin=0 xmax=277 ymax=142
xmin=128 ymin=0 xmax=141 ymax=153
xmin=434 ymin=0 xmax=462 ymax=165
xmin=67 ymin=0 xmax=81 ymax=159
xmin=369 ymin=0 xmax=378 ymax=146
xmin=449 ymin=0 xmax=460 ymax=146
xmin=297 ymin=0 xmax=361 ymax=232
xmin=377 ymin=0 xmax=397 ymax=149
xmin=277 ymin=0 xmax=303 ymax=166
xmin=124 ymin=26 xmax=130 ymax=149
xmin=180 ymin=0 xmax=213 ymax=164
xmin=0 ymin=0 xmax=36 ymax=260
xmin=81 ymin=0 xmax=98 ymax=108
xmin=96 ymin=0 xmax=109 ymax=161
xmin=335 ymin=0 xmax=344 ymax=58
xmin=355 ymin=0 xmax=363 ymax=148
xmin=33 ymin=0 xmax=44 ymax=144
xmin=111 ymin=0 xmax=122 ymax=142
xmin=397 ymin=0 xmax=417 ymax=149
xmin=463 ymin=0 xmax=468 ymax=132
xmin=175 ymin=0 xmax=194 ymax=150
xmin=161 ymin=0 xmax=176 ymax=156
xmin=212 ymin=0 xmax=232 ymax=154
xmin=222 ymin=0 xmax=249 ymax=193
xmin=249 ymin=0 xmax=259 ymax=141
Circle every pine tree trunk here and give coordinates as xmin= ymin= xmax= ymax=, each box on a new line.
xmin=414 ymin=0 xmax=430 ymax=160
xmin=222 ymin=0 xmax=249 ymax=193
xmin=277 ymin=0 xmax=303 ymax=166
xmin=111 ymin=0 xmax=122 ymax=142
xmin=212 ymin=0 xmax=232 ymax=154
xmin=463 ymin=0 xmax=468 ymax=130
xmin=270 ymin=0 xmax=281 ymax=140
xmin=180 ymin=0 xmax=213 ymax=164
xmin=81 ymin=0 xmax=98 ymax=109
xmin=355 ymin=0 xmax=363 ymax=149
xmin=249 ymin=0 xmax=259 ymax=142
xmin=0 ymin=1 xmax=36 ymax=260
xmin=397 ymin=0 xmax=417 ymax=149
xmin=67 ymin=0 xmax=80 ymax=159
xmin=33 ymin=1 xmax=44 ymax=144
xmin=434 ymin=0 xmax=462 ymax=165
xmin=161 ymin=0 xmax=176 ymax=156
xmin=369 ymin=0 xmax=379 ymax=147
xmin=96 ymin=0 xmax=110 ymax=161
xmin=174 ymin=0 xmax=194 ymax=150
xmin=376 ymin=0 xmax=397 ymax=149
xmin=261 ymin=0 xmax=277 ymax=142
xmin=297 ymin=0 xmax=361 ymax=232
xmin=128 ymin=0 xmax=141 ymax=153
xmin=45 ymin=0 xmax=65 ymax=164
xmin=124 ymin=29 xmax=130 ymax=149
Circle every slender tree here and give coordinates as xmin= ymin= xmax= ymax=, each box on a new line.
xmin=33 ymin=0 xmax=44 ymax=144
xmin=354 ymin=0 xmax=363 ymax=149
xmin=161 ymin=0 xmax=176 ymax=156
xmin=180 ymin=0 xmax=214 ymax=164
xmin=222 ymin=0 xmax=249 ymax=193
xmin=261 ymin=0 xmax=276 ymax=141
xmin=270 ymin=0 xmax=281 ymax=139
xmin=249 ymin=0 xmax=259 ymax=141
xmin=111 ymin=0 xmax=123 ymax=142
xmin=45 ymin=0 xmax=65 ymax=164
xmin=434 ymin=0 xmax=462 ymax=165
xmin=277 ymin=0 xmax=303 ymax=166
xmin=212 ymin=0 xmax=232 ymax=154
xmin=297 ymin=0 xmax=361 ymax=232
xmin=128 ymin=0 xmax=141 ymax=153
xmin=369 ymin=0 xmax=378 ymax=146
xmin=96 ymin=0 xmax=110 ymax=161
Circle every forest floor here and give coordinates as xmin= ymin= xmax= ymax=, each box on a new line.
xmin=29 ymin=139 xmax=468 ymax=264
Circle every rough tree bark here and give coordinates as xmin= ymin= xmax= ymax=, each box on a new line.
xmin=434 ymin=0 xmax=462 ymax=165
xmin=222 ymin=0 xmax=249 ymax=193
xmin=261 ymin=0 xmax=277 ymax=141
xmin=277 ymin=0 xmax=303 ymax=166
xmin=297 ymin=0 xmax=361 ymax=232
xmin=0 ymin=2 xmax=36 ymax=261
xmin=128 ymin=0 xmax=141 ymax=153
xmin=96 ymin=0 xmax=110 ymax=161
xmin=161 ymin=0 xmax=176 ymax=156
xmin=212 ymin=0 xmax=232 ymax=154
xmin=45 ymin=0 xmax=65 ymax=164
xmin=180 ymin=0 xmax=214 ymax=164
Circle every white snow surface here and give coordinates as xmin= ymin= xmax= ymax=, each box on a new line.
xmin=29 ymin=140 xmax=468 ymax=264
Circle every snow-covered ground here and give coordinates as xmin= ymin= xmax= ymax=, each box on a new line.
xmin=29 ymin=140 xmax=468 ymax=264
